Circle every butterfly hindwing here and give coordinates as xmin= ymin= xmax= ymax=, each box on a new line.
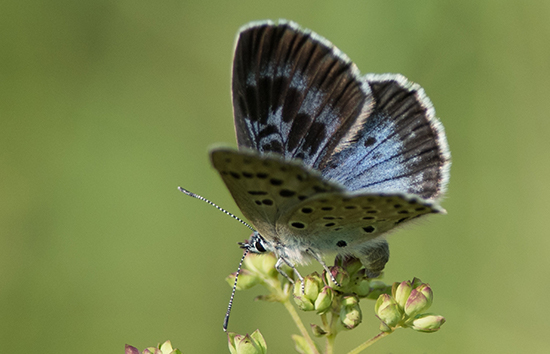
xmin=210 ymin=147 xmax=343 ymax=237
xmin=321 ymin=74 xmax=450 ymax=201
xmin=276 ymin=191 xmax=443 ymax=252
xmin=232 ymin=20 xmax=373 ymax=170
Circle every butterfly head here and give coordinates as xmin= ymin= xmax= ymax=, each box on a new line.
xmin=239 ymin=232 xmax=272 ymax=254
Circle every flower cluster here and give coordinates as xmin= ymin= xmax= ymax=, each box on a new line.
xmin=293 ymin=272 xmax=333 ymax=314
xmin=227 ymin=330 xmax=267 ymax=354
xmin=375 ymin=278 xmax=445 ymax=333
xmin=225 ymin=254 xmax=446 ymax=353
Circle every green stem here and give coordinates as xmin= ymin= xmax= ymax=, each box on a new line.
xmin=282 ymin=297 xmax=320 ymax=354
xmin=324 ymin=334 xmax=335 ymax=354
xmin=346 ymin=331 xmax=391 ymax=354
xmin=323 ymin=302 xmax=340 ymax=354
xmin=263 ymin=278 xmax=320 ymax=354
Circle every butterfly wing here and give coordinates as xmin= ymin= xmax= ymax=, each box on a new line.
xmin=275 ymin=190 xmax=443 ymax=270
xmin=232 ymin=20 xmax=373 ymax=170
xmin=321 ymin=74 xmax=451 ymax=201
xmin=276 ymin=191 xmax=443 ymax=247
xmin=210 ymin=147 xmax=344 ymax=238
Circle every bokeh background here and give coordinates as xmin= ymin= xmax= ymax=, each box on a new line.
xmin=2 ymin=1 xmax=549 ymax=353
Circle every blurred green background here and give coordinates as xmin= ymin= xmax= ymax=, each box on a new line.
xmin=2 ymin=1 xmax=549 ymax=353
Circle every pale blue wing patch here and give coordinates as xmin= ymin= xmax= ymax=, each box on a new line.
xmin=321 ymin=74 xmax=450 ymax=201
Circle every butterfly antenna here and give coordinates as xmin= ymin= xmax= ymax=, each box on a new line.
xmin=178 ymin=187 xmax=255 ymax=232
xmin=223 ymin=246 xmax=249 ymax=331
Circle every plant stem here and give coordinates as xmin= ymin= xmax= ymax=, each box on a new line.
xmin=263 ymin=278 xmax=320 ymax=354
xmin=282 ymin=298 xmax=320 ymax=354
xmin=346 ymin=331 xmax=391 ymax=354
xmin=325 ymin=334 xmax=335 ymax=354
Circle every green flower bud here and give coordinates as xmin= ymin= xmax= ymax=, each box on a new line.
xmin=404 ymin=284 xmax=433 ymax=317
xmin=374 ymin=293 xmax=390 ymax=314
xmin=228 ymin=330 xmax=267 ymax=354
xmin=351 ymin=276 xmax=371 ymax=297
xmin=125 ymin=342 xmax=181 ymax=354
xmin=416 ymin=283 xmax=434 ymax=307
xmin=340 ymin=295 xmax=362 ymax=329
xmin=411 ymin=277 xmax=423 ymax=289
xmin=379 ymin=321 xmax=393 ymax=333
xmin=314 ymin=286 xmax=333 ymax=313
xmin=293 ymin=294 xmax=315 ymax=311
xmin=394 ymin=281 xmax=413 ymax=309
xmin=324 ymin=266 xmax=350 ymax=289
xmin=411 ymin=314 xmax=446 ymax=333
xmin=302 ymin=272 xmax=323 ymax=301
xmin=377 ymin=302 xmax=402 ymax=328
xmin=125 ymin=345 xmax=140 ymax=354
xmin=375 ymin=294 xmax=402 ymax=327
xmin=226 ymin=269 xmax=260 ymax=290
xmin=142 ymin=348 xmax=161 ymax=354
xmin=339 ymin=255 xmax=363 ymax=276
xmin=159 ymin=341 xmax=182 ymax=354
xmin=243 ymin=253 xmax=278 ymax=278
xmin=310 ymin=323 xmax=328 ymax=337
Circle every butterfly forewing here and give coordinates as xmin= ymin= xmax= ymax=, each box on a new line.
xmin=210 ymin=148 xmax=344 ymax=237
xmin=232 ymin=20 xmax=373 ymax=170
xmin=276 ymin=192 xmax=443 ymax=251
xmin=322 ymin=74 xmax=451 ymax=201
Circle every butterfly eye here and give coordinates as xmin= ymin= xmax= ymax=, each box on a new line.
xmin=255 ymin=241 xmax=266 ymax=253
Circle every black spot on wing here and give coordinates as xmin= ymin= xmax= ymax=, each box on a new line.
xmin=336 ymin=240 xmax=347 ymax=247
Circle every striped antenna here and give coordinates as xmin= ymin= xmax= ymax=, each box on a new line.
xmin=178 ymin=187 xmax=255 ymax=232
xmin=178 ymin=186 xmax=254 ymax=331
xmin=222 ymin=246 xmax=249 ymax=331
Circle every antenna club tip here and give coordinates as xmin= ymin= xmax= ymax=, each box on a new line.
xmin=178 ymin=186 xmax=194 ymax=196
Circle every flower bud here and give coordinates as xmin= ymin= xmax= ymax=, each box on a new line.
xmin=379 ymin=321 xmax=393 ymax=333
xmin=303 ymin=272 xmax=323 ymax=301
xmin=324 ymin=266 xmax=350 ymax=289
xmin=339 ymin=255 xmax=363 ymax=276
xmin=293 ymin=294 xmax=315 ymax=311
xmin=142 ymin=348 xmax=161 ymax=354
xmin=226 ymin=269 xmax=260 ymax=291
xmin=243 ymin=253 xmax=277 ymax=278
xmin=375 ymin=294 xmax=402 ymax=328
xmin=394 ymin=281 xmax=413 ymax=309
xmin=411 ymin=314 xmax=446 ymax=333
xmin=351 ymin=276 xmax=371 ymax=297
xmin=411 ymin=277 xmax=423 ymax=289
xmin=314 ymin=286 xmax=333 ymax=314
xmin=310 ymin=324 xmax=328 ymax=337
xmin=125 ymin=345 xmax=140 ymax=354
xmin=404 ymin=284 xmax=433 ymax=317
xmin=340 ymin=295 xmax=362 ymax=329
xmin=228 ymin=330 xmax=267 ymax=354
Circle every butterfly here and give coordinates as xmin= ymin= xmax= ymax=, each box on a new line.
xmin=181 ymin=20 xmax=450 ymax=329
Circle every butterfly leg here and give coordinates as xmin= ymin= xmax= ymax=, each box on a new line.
xmin=275 ymin=257 xmax=306 ymax=293
xmin=307 ymin=249 xmax=341 ymax=287
xmin=354 ymin=240 xmax=390 ymax=278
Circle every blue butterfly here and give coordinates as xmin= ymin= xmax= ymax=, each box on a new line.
xmin=182 ymin=19 xmax=450 ymax=329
